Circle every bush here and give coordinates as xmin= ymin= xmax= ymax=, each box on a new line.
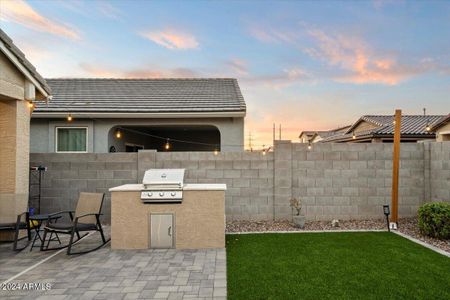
xmin=418 ymin=202 xmax=450 ymax=240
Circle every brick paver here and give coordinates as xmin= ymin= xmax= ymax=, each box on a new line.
xmin=0 ymin=229 xmax=226 ymax=299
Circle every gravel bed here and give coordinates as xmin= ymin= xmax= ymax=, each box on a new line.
xmin=226 ymin=218 xmax=449 ymax=254
xmin=397 ymin=217 xmax=450 ymax=253
xmin=226 ymin=218 xmax=386 ymax=233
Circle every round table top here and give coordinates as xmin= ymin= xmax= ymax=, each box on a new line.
xmin=29 ymin=214 xmax=62 ymax=221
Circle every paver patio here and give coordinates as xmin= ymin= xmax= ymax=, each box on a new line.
xmin=0 ymin=228 xmax=226 ymax=300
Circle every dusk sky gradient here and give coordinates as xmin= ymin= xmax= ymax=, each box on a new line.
xmin=1 ymin=0 xmax=450 ymax=147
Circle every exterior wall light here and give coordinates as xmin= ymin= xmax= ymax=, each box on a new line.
xmin=67 ymin=113 xmax=73 ymax=122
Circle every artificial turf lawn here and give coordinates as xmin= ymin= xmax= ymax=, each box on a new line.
xmin=226 ymin=232 xmax=450 ymax=300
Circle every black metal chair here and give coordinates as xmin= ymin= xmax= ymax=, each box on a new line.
xmin=0 ymin=212 xmax=31 ymax=251
xmin=40 ymin=192 xmax=110 ymax=255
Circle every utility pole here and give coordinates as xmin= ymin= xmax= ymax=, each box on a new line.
xmin=248 ymin=132 xmax=253 ymax=152
xmin=391 ymin=109 xmax=401 ymax=229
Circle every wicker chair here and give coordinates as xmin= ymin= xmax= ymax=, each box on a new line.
xmin=40 ymin=192 xmax=109 ymax=255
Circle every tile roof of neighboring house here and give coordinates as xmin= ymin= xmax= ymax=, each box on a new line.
xmin=34 ymin=78 xmax=246 ymax=114
xmin=430 ymin=114 xmax=450 ymax=131
xmin=0 ymin=29 xmax=51 ymax=96
xmin=321 ymin=115 xmax=447 ymax=142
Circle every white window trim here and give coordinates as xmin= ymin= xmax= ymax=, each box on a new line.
xmin=55 ymin=126 xmax=88 ymax=153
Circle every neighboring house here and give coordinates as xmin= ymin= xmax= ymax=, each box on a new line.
xmin=0 ymin=29 xmax=51 ymax=240
xmin=31 ymin=78 xmax=246 ymax=153
xmin=321 ymin=115 xmax=447 ymax=143
xmin=299 ymin=125 xmax=351 ymax=143
xmin=430 ymin=114 xmax=450 ymax=141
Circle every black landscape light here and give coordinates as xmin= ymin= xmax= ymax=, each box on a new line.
xmin=383 ymin=205 xmax=390 ymax=232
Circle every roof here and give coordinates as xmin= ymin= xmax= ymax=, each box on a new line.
xmin=430 ymin=114 xmax=450 ymax=131
xmin=0 ymin=29 xmax=51 ymax=96
xmin=33 ymin=78 xmax=246 ymax=115
xmin=322 ymin=115 xmax=447 ymax=142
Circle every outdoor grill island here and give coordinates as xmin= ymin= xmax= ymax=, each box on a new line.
xmin=109 ymin=169 xmax=226 ymax=250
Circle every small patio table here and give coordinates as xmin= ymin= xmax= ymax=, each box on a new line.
xmin=29 ymin=214 xmax=61 ymax=251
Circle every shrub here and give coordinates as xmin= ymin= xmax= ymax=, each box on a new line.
xmin=418 ymin=202 xmax=450 ymax=240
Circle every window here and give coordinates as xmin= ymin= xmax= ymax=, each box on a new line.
xmin=56 ymin=127 xmax=87 ymax=152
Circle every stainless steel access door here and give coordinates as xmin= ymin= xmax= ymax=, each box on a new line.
xmin=150 ymin=214 xmax=174 ymax=248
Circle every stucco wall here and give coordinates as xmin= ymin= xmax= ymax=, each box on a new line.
xmin=436 ymin=122 xmax=450 ymax=141
xmin=30 ymin=141 xmax=450 ymax=223
xmin=31 ymin=117 xmax=244 ymax=153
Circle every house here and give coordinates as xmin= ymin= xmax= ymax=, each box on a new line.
xmin=31 ymin=78 xmax=246 ymax=153
xmin=299 ymin=125 xmax=351 ymax=143
xmin=430 ymin=114 xmax=450 ymax=141
xmin=321 ymin=115 xmax=447 ymax=143
xmin=0 ymin=29 xmax=51 ymax=240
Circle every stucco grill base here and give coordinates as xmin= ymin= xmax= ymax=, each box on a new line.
xmin=111 ymin=190 xmax=225 ymax=249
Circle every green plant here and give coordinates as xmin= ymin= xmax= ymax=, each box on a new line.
xmin=418 ymin=202 xmax=450 ymax=240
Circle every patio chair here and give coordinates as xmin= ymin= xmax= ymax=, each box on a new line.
xmin=40 ymin=192 xmax=110 ymax=255
xmin=0 ymin=212 xmax=31 ymax=251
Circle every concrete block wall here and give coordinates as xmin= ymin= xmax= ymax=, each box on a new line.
xmin=30 ymin=153 xmax=138 ymax=222
xmin=30 ymin=141 xmax=449 ymax=223
xmin=429 ymin=142 xmax=450 ymax=202
xmin=286 ymin=141 xmax=426 ymax=221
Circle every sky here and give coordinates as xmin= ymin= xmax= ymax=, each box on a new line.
xmin=1 ymin=0 xmax=450 ymax=147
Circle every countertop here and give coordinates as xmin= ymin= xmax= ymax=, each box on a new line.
xmin=109 ymin=183 xmax=227 ymax=192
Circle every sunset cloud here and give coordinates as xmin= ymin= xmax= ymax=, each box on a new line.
xmin=0 ymin=0 xmax=81 ymax=40
xmin=305 ymin=29 xmax=420 ymax=85
xmin=139 ymin=29 xmax=199 ymax=50
xmin=79 ymin=63 xmax=199 ymax=78
xmin=225 ymin=58 xmax=248 ymax=75
xmin=248 ymin=25 xmax=296 ymax=44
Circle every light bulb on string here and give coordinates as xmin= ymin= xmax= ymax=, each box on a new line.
xmin=67 ymin=113 xmax=73 ymax=122
xmin=352 ymin=132 xmax=356 ymax=139
xmin=307 ymin=141 xmax=312 ymax=150
xmin=115 ymin=129 xmax=122 ymax=139
xmin=28 ymin=101 xmax=34 ymax=109
xmin=165 ymin=138 xmax=171 ymax=150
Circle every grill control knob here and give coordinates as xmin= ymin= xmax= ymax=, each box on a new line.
xmin=148 ymin=192 xmax=153 ymax=197
xmin=159 ymin=192 xmax=164 ymax=197
xmin=171 ymin=192 xmax=176 ymax=197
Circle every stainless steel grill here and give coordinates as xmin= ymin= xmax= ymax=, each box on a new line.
xmin=140 ymin=169 xmax=185 ymax=203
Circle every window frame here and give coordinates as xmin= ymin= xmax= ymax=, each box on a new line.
xmin=55 ymin=126 xmax=89 ymax=153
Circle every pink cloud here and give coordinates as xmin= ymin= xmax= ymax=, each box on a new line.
xmin=225 ymin=58 xmax=248 ymax=75
xmin=248 ymin=25 xmax=296 ymax=44
xmin=0 ymin=0 xmax=81 ymax=40
xmin=305 ymin=29 xmax=421 ymax=85
xmin=79 ymin=63 xmax=199 ymax=78
xmin=139 ymin=29 xmax=199 ymax=50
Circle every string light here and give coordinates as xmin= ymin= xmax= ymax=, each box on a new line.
xmin=67 ymin=113 xmax=73 ymax=122
xmin=307 ymin=141 xmax=312 ymax=150
xmin=425 ymin=119 xmax=431 ymax=132
xmin=115 ymin=129 xmax=122 ymax=139
xmin=28 ymin=101 xmax=34 ymax=109
xmin=352 ymin=132 xmax=356 ymax=139
xmin=165 ymin=138 xmax=171 ymax=150
xmin=214 ymin=148 xmax=219 ymax=155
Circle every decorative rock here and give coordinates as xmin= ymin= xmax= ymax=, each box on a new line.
xmin=331 ymin=219 xmax=340 ymax=227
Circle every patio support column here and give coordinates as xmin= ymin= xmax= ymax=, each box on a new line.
xmin=0 ymin=99 xmax=30 ymax=241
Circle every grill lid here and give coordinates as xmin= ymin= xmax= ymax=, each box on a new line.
xmin=142 ymin=169 xmax=185 ymax=189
